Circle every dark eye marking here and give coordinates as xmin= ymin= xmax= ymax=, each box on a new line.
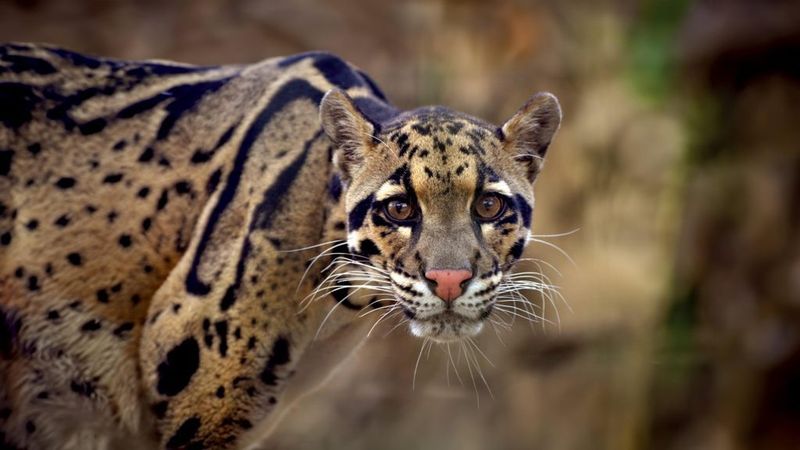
xmin=513 ymin=194 xmax=533 ymax=228
xmin=494 ymin=211 xmax=519 ymax=227
xmin=509 ymin=238 xmax=526 ymax=260
xmin=357 ymin=239 xmax=381 ymax=258
xmin=348 ymin=194 xmax=374 ymax=230
xmin=371 ymin=211 xmax=395 ymax=229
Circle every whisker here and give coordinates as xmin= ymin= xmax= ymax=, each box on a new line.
xmin=529 ymin=228 xmax=580 ymax=239
xmin=527 ymin=236 xmax=576 ymax=268
xmin=279 ymin=238 xmax=346 ymax=253
xmin=412 ymin=338 xmax=430 ymax=391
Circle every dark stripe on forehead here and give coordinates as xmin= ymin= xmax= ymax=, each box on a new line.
xmin=387 ymin=164 xmax=409 ymax=184
xmin=186 ymin=78 xmax=323 ymax=296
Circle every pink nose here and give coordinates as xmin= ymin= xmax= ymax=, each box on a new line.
xmin=424 ymin=269 xmax=473 ymax=303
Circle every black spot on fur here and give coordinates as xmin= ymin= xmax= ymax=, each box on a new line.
xmin=137 ymin=187 xmax=150 ymax=198
xmin=113 ymin=322 xmax=134 ymax=338
xmin=54 ymin=214 xmax=70 ymax=227
xmin=27 ymin=276 xmax=39 ymax=291
xmin=0 ymin=232 xmax=11 ymax=246
xmin=113 ymin=140 xmax=127 ymax=151
xmin=0 ymin=82 xmax=39 ymax=129
xmin=138 ymin=147 xmax=154 ymax=162
xmin=96 ymin=289 xmax=109 ymax=303
xmin=166 ymin=416 xmax=201 ymax=449
xmin=27 ymin=143 xmax=41 ymax=156
xmin=206 ymin=168 xmax=222 ymax=195
xmin=81 ymin=319 xmax=101 ymax=331
xmin=141 ymin=217 xmax=152 ymax=232
xmin=260 ymin=336 xmax=291 ymax=386
xmin=118 ymin=234 xmax=132 ymax=248
xmin=79 ymin=118 xmax=106 ymax=135
xmin=214 ymin=320 xmax=229 ymax=357
xmin=55 ymin=177 xmax=76 ymax=189
xmin=174 ymin=181 xmax=192 ymax=195
xmin=25 ymin=219 xmax=38 ymax=230
xmin=3 ymin=54 xmax=56 ymax=75
xmin=25 ymin=420 xmax=35 ymax=434
xmin=66 ymin=252 xmax=82 ymax=266
xmin=412 ymin=124 xmax=431 ymax=135
xmin=0 ymin=149 xmax=13 ymax=176
xmin=509 ymin=238 xmax=526 ymax=260
xmin=46 ymin=310 xmax=60 ymax=321
xmin=152 ymin=401 xmax=168 ymax=419
xmin=157 ymin=337 xmax=200 ymax=396
xmin=70 ymin=380 xmax=96 ymax=397
xmin=157 ymin=190 xmax=169 ymax=210
xmin=215 ymin=386 xmax=225 ymax=398
xmin=103 ymin=173 xmax=124 ymax=184
xmin=358 ymin=239 xmax=380 ymax=257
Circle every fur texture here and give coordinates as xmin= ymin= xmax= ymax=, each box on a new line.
xmin=0 ymin=44 xmax=560 ymax=449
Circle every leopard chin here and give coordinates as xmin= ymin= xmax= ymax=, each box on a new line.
xmin=408 ymin=312 xmax=485 ymax=343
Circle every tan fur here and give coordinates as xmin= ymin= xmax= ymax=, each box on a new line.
xmin=0 ymin=43 xmax=560 ymax=449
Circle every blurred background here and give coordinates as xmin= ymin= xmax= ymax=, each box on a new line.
xmin=2 ymin=0 xmax=799 ymax=448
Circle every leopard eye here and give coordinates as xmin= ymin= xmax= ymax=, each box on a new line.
xmin=475 ymin=193 xmax=505 ymax=220
xmin=385 ymin=197 xmax=417 ymax=222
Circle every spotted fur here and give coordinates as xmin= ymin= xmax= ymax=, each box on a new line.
xmin=0 ymin=43 xmax=560 ymax=449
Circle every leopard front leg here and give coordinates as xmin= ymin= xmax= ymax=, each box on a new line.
xmin=139 ymin=212 xmax=323 ymax=449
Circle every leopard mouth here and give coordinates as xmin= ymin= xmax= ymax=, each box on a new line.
xmin=407 ymin=310 xmax=486 ymax=343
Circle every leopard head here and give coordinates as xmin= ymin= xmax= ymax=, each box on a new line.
xmin=320 ymin=89 xmax=561 ymax=342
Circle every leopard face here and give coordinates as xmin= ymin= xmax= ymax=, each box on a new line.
xmin=321 ymin=89 xmax=561 ymax=342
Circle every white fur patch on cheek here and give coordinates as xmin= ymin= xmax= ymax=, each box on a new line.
xmin=397 ymin=226 xmax=412 ymax=240
xmin=347 ymin=230 xmax=361 ymax=252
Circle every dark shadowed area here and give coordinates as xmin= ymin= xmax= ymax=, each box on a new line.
xmin=2 ymin=0 xmax=799 ymax=448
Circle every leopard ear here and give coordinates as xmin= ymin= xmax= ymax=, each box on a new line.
xmin=500 ymin=92 xmax=562 ymax=182
xmin=320 ymin=89 xmax=376 ymax=182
